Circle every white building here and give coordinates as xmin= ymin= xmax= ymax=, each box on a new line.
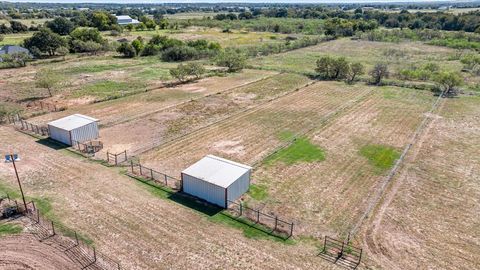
xmin=48 ymin=114 xmax=99 ymax=146
xmin=181 ymin=155 xmax=252 ymax=208
xmin=115 ymin=15 xmax=140 ymax=25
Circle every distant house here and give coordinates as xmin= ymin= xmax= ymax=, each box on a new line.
xmin=115 ymin=15 xmax=140 ymax=25
xmin=0 ymin=45 xmax=32 ymax=61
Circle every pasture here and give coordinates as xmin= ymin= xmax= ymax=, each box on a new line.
xmin=0 ymin=32 xmax=479 ymax=270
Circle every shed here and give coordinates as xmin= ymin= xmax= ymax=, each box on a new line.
xmin=48 ymin=114 xmax=99 ymax=146
xmin=181 ymin=155 xmax=252 ymax=208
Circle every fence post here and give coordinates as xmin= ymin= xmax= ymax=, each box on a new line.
xmin=256 ymin=209 xmax=260 ymax=223
xmin=289 ymin=223 xmax=294 ymax=237
xmin=150 ymin=168 xmax=153 ymax=179
xmin=124 ymin=150 xmax=127 ymax=162
xmin=20 ymin=120 xmax=24 ymax=129
xmin=323 ymin=236 xmax=327 ymax=253
xmin=75 ymin=231 xmax=79 ymax=245
xmin=339 ymin=240 xmax=345 ymax=259
xmin=239 ymin=202 xmax=243 ymax=216
xmin=357 ymin=249 xmax=363 ymax=265
xmin=164 ymin=174 xmax=167 ymax=186
xmin=274 ymin=216 xmax=278 ymax=231
xmin=51 ymin=221 xmax=56 ymax=236
xmin=37 ymin=208 xmax=40 ymax=223
xmin=130 ymin=160 xmax=134 ymax=173
xmin=114 ymin=154 xmax=118 ymax=166
xmin=31 ymin=200 xmax=36 ymax=210
xmin=346 ymin=232 xmax=351 ymax=245
xmin=93 ymin=247 xmax=97 ymax=263
xmin=139 ymin=164 xmax=143 ymax=175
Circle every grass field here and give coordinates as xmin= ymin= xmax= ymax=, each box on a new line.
xmin=249 ymin=39 xmax=463 ymax=76
xmin=0 ymin=27 xmax=478 ymax=270
xmin=106 ymin=26 xmax=297 ymax=48
xmin=361 ymin=95 xmax=480 ymax=269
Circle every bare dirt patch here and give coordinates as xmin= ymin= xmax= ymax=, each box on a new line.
xmin=0 ymin=233 xmax=79 ymax=270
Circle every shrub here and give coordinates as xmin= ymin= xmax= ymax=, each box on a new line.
xmin=215 ymin=49 xmax=246 ymax=72
xmin=370 ymin=63 xmax=389 ymax=85
xmin=0 ymin=52 xmax=32 ymax=68
xmin=161 ymin=45 xmax=197 ymax=62
xmin=117 ymin=43 xmax=136 ymax=58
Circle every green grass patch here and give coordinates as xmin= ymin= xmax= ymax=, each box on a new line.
xmin=359 ymin=144 xmax=401 ymax=173
xmin=0 ymin=223 xmax=22 ymax=236
xmin=0 ymin=179 xmax=94 ymax=245
xmin=75 ymin=80 xmax=147 ymax=100
xmin=64 ymin=63 xmax=126 ymax=74
xmin=277 ymin=130 xmax=295 ymax=141
xmin=248 ymin=184 xmax=268 ymax=201
xmin=266 ymin=137 xmax=325 ymax=165
xmin=132 ymin=67 xmax=172 ymax=81
xmin=125 ymin=173 xmax=292 ymax=243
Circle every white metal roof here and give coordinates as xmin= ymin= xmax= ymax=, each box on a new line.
xmin=116 ymin=15 xmax=133 ymax=20
xmin=48 ymin=114 xmax=98 ymax=131
xmin=182 ymin=155 xmax=252 ymax=188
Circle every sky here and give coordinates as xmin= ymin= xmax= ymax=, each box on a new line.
xmin=2 ymin=0 xmax=464 ymax=3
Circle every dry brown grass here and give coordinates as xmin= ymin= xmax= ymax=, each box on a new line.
xmin=361 ymin=95 xmax=480 ymax=270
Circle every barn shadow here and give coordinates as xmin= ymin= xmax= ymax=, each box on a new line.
xmin=35 ymin=138 xmax=69 ymax=150
xmin=168 ymin=192 xmax=223 ymax=216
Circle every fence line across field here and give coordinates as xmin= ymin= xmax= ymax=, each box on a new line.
xmin=106 ymin=150 xmax=128 ymax=165
xmin=26 ymin=100 xmax=59 ymax=112
xmin=9 ymin=116 xmax=49 ymax=137
xmin=0 ymin=193 xmax=121 ymax=270
xmin=227 ymin=199 xmax=294 ymax=238
xmin=72 ymin=140 xmax=104 ymax=155
xmin=129 ymin=161 xmax=182 ymax=190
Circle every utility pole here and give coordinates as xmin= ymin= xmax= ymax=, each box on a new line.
xmin=10 ymin=154 xmax=27 ymax=212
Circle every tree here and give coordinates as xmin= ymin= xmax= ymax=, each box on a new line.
xmin=169 ymin=64 xmax=188 ymax=82
xmin=9 ymin=20 xmax=28 ymax=33
xmin=170 ymin=63 xmax=206 ymax=82
xmin=70 ymin=27 xmax=103 ymax=43
xmin=46 ymin=17 xmax=75 ymax=35
xmin=23 ymin=28 xmax=67 ymax=56
xmin=117 ymin=42 xmax=136 ymax=58
xmin=35 ymin=69 xmax=61 ymax=97
xmin=433 ymin=72 xmax=463 ymax=95
xmin=131 ymin=38 xmax=144 ymax=56
xmin=347 ymin=62 xmax=365 ymax=83
xmin=316 ymin=56 xmax=350 ymax=80
xmin=185 ymin=62 xmax=206 ymax=80
xmin=215 ymin=49 xmax=246 ymax=72
xmin=369 ymin=63 xmax=389 ymax=85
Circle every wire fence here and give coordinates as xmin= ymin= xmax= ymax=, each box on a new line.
xmin=72 ymin=140 xmax=104 ymax=155
xmin=227 ymin=200 xmax=294 ymax=238
xmin=0 ymin=193 xmax=121 ymax=270
xmin=9 ymin=116 xmax=49 ymax=137
xmin=106 ymin=150 xmax=128 ymax=165
xmin=129 ymin=161 xmax=182 ymax=190
xmin=26 ymin=100 xmax=59 ymax=112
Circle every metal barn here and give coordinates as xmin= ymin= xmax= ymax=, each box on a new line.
xmin=48 ymin=114 xmax=99 ymax=146
xmin=181 ymin=155 xmax=252 ymax=208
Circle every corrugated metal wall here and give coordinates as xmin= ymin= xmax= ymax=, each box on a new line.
xmin=70 ymin=122 xmax=99 ymax=145
xmin=48 ymin=125 xmax=71 ymax=145
xmin=183 ymin=174 xmax=226 ymax=208
xmin=226 ymin=170 xmax=251 ymax=205
xmin=48 ymin=122 xmax=99 ymax=146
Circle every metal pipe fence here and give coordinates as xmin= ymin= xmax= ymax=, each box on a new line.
xmin=319 ymin=236 xmax=362 ymax=269
xmin=227 ymin=200 xmax=294 ymax=238
xmin=129 ymin=161 xmax=182 ymax=190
